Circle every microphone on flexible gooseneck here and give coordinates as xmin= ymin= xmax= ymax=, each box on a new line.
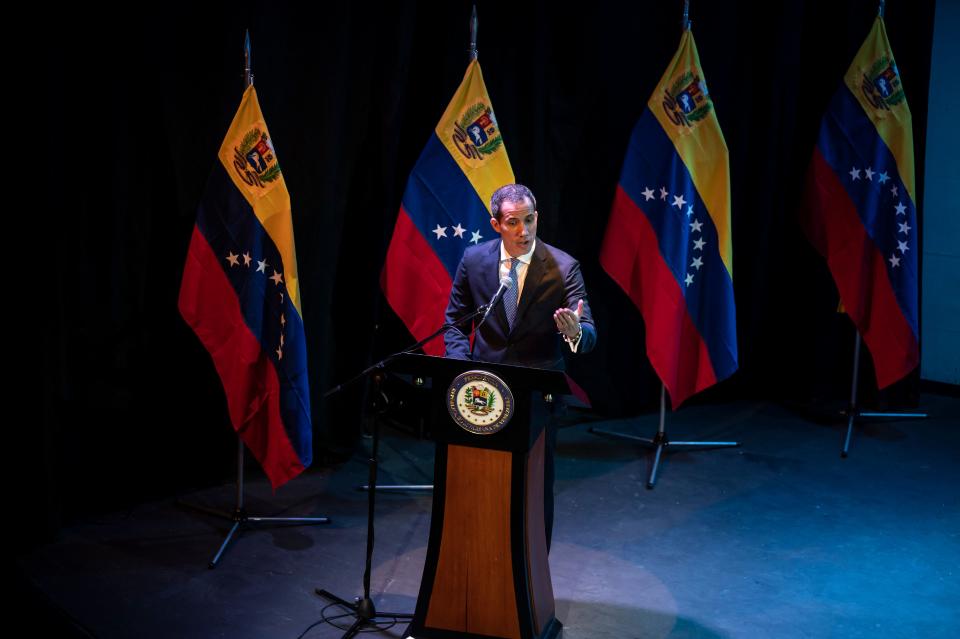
xmin=479 ymin=276 xmax=513 ymax=326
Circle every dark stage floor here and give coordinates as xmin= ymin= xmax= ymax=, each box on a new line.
xmin=17 ymin=395 xmax=960 ymax=638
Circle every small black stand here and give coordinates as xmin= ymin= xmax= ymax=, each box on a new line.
xmin=179 ymin=438 xmax=331 ymax=568
xmin=590 ymin=384 xmax=739 ymax=489
xmin=840 ymin=331 xmax=926 ymax=457
xmin=315 ymin=370 xmax=413 ymax=636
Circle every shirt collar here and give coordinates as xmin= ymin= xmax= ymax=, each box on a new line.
xmin=499 ymin=239 xmax=536 ymax=265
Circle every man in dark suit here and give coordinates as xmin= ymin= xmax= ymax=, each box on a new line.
xmin=443 ymin=183 xmax=597 ymax=548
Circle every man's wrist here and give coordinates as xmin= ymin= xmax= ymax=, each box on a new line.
xmin=563 ymin=324 xmax=582 ymax=343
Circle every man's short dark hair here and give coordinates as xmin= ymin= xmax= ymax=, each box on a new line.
xmin=490 ymin=184 xmax=537 ymax=221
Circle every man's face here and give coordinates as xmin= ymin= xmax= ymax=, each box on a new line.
xmin=490 ymin=197 xmax=538 ymax=258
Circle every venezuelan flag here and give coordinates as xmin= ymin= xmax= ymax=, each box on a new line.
xmin=382 ymin=59 xmax=514 ymax=355
xmin=801 ymin=16 xmax=919 ymax=388
xmin=179 ymin=85 xmax=312 ymax=489
xmin=601 ymin=28 xmax=737 ymax=408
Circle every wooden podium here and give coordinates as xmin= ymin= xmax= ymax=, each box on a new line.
xmin=387 ymin=354 xmax=568 ymax=639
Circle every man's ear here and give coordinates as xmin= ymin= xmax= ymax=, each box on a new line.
xmin=489 ymin=216 xmax=501 ymax=234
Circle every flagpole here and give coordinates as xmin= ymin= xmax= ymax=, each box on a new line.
xmin=244 ymin=29 xmax=253 ymax=88
xmin=179 ymin=30 xmax=330 ymax=569
xmin=468 ymin=4 xmax=478 ymax=61
xmin=878 ymin=0 xmax=885 ymax=18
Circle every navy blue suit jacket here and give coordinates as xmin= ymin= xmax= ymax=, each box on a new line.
xmin=443 ymin=239 xmax=596 ymax=370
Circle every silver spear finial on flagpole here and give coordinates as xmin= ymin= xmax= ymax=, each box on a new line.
xmin=878 ymin=0 xmax=886 ymax=17
xmin=683 ymin=0 xmax=691 ymax=30
xmin=244 ymin=30 xmax=254 ymax=88
xmin=469 ymin=5 xmax=478 ymax=61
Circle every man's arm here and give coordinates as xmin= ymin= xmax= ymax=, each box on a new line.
xmin=561 ymin=260 xmax=596 ymax=354
xmin=443 ymin=256 xmax=473 ymax=360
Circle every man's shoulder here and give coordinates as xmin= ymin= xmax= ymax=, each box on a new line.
xmin=537 ymin=240 xmax=579 ymax=269
xmin=461 ymin=239 xmax=499 ymax=263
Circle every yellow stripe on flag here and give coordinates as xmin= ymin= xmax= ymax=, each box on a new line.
xmin=435 ymin=59 xmax=515 ymax=215
xmin=843 ymin=16 xmax=915 ymax=201
xmin=217 ymin=86 xmax=303 ymax=314
xmin=648 ymin=30 xmax=733 ymax=277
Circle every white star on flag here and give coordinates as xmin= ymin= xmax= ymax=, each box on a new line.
xmin=660 ymin=187 xmax=668 ymax=200
xmin=690 ymin=219 xmax=703 ymax=232
xmin=642 ymin=187 xmax=655 ymax=201
xmin=693 ymin=237 xmax=706 ymax=251
xmin=889 ymin=254 xmax=901 ymax=268
xmin=684 ymin=273 xmax=694 ymax=286
xmin=878 ymin=171 xmax=889 ymax=184
xmin=895 ymin=202 xmax=907 ymax=216
xmin=432 ymin=224 xmax=448 ymax=239
xmin=452 ymin=223 xmax=466 ymax=238
xmin=898 ymin=221 xmax=911 ymax=235
xmin=864 ymin=167 xmax=874 ymax=180
xmin=470 ymin=230 xmax=483 ymax=244
xmin=691 ymin=256 xmax=703 ymax=270
xmin=257 ymin=259 xmax=268 ymax=273
xmin=270 ymin=270 xmax=284 ymax=286
xmin=686 ymin=205 xmax=694 ymax=217
xmin=891 ymin=185 xmax=899 ymax=197
xmin=897 ymin=240 xmax=909 ymax=253
xmin=226 ymin=251 xmax=240 ymax=267
xmin=242 ymin=252 xmax=252 ymax=267
xmin=849 ymin=167 xmax=861 ymax=180
xmin=672 ymin=194 xmax=686 ymax=209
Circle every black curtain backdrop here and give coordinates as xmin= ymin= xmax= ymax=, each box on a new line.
xmin=37 ymin=1 xmax=935 ymax=541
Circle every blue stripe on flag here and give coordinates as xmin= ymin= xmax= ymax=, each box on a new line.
xmin=401 ymin=134 xmax=492 ymax=277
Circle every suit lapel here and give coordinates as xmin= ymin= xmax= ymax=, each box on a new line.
xmin=484 ymin=241 xmax=509 ymax=330
xmin=512 ymin=241 xmax=547 ymax=336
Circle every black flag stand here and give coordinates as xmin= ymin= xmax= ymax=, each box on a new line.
xmin=840 ymin=331 xmax=926 ymax=457
xmin=180 ymin=439 xmax=331 ymax=568
xmin=590 ymin=384 xmax=740 ymax=489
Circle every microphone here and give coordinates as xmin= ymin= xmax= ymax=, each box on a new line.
xmin=480 ymin=276 xmax=513 ymax=324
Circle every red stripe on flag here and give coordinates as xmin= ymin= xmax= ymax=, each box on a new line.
xmin=563 ymin=373 xmax=592 ymax=408
xmin=179 ymin=226 xmax=305 ymax=489
xmin=601 ymin=186 xmax=717 ymax=407
xmin=802 ymin=149 xmax=919 ymax=388
xmin=381 ymin=207 xmax=454 ymax=356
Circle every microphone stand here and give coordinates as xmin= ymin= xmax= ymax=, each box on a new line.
xmin=355 ymin=290 xmax=506 ymax=493
xmin=315 ymin=304 xmax=489 ymax=638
